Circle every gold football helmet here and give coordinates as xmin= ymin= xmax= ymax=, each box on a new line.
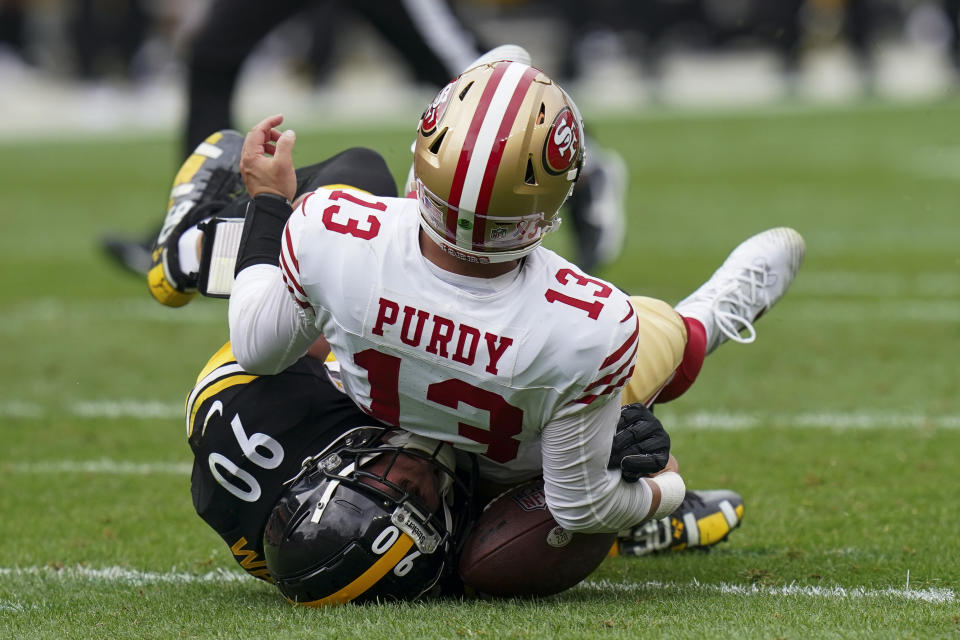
xmin=414 ymin=61 xmax=585 ymax=263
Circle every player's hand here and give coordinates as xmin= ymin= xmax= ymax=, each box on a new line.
xmin=607 ymin=403 xmax=671 ymax=483
xmin=240 ymin=114 xmax=297 ymax=201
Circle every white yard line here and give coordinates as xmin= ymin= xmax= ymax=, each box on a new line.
xmin=0 ymin=565 xmax=249 ymax=584
xmin=2 ymin=280 xmax=960 ymax=334
xmin=0 ymin=298 xmax=224 ymax=333
xmin=3 ymin=401 xmax=957 ymax=432
xmin=789 ymin=299 xmax=960 ymax=323
xmin=71 ymin=400 xmax=185 ymax=419
xmin=906 ymin=146 xmax=960 ymax=179
xmin=653 ymin=410 xmax=960 ymax=431
xmin=0 ymin=566 xmax=952 ymax=604
xmin=795 ymin=271 xmax=960 ymax=298
xmin=4 ymin=459 xmax=191 ymax=474
xmin=0 ymin=400 xmax=185 ymax=419
xmin=579 ymin=578 xmax=957 ymax=604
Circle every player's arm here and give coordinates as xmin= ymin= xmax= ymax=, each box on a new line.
xmin=229 ymin=115 xmax=321 ymax=374
xmin=540 ymin=397 xmax=685 ymax=534
xmin=230 ymin=264 xmax=320 ymax=374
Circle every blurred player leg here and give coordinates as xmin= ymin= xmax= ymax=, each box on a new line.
xmin=105 ymin=1 xmax=628 ymax=278
xmin=101 ymin=0 xmax=315 ymax=276
xmin=185 ymin=0 xmax=314 ymax=154
xmin=351 ymin=0 xmax=483 ymax=85
xmin=566 ymin=147 xmax=628 ymax=272
xmin=947 ymin=0 xmax=960 ymax=74
xmin=553 ymin=0 xmax=630 ymax=272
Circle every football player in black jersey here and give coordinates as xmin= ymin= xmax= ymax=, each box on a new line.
xmin=186 ymin=341 xmax=473 ymax=605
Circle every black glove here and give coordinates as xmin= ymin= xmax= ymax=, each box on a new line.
xmin=607 ymin=403 xmax=671 ymax=483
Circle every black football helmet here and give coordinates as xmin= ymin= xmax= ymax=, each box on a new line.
xmin=262 ymin=426 xmax=473 ymax=606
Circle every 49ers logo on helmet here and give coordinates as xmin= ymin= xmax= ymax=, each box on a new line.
xmin=420 ymin=81 xmax=455 ymax=135
xmin=542 ymin=107 xmax=581 ymax=175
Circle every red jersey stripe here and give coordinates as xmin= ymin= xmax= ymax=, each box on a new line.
xmin=283 ymin=282 xmax=310 ymax=309
xmin=280 ymin=257 xmax=308 ymax=303
xmin=583 ymin=339 xmax=639 ymax=392
xmin=283 ymin=224 xmax=300 ymax=273
xmin=572 ymin=364 xmax=636 ymax=405
xmin=280 ymin=232 xmax=308 ymax=302
xmin=297 ymin=191 xmax=314 ymax=217
xmin=600 ymin=315 xmax=640 ymax=370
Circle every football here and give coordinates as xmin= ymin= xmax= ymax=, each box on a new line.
xmin=458 ymin=480 xmax=616 ymax=597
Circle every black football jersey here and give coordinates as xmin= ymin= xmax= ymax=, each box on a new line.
xmin=186 ymin=343 xmax=385 ymax=582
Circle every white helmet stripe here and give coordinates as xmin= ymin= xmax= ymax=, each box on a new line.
xmin=458 ymin=62 xmax=532 ymax=217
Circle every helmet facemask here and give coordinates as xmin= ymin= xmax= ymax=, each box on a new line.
xmin=416 ymin=179 xmax=563 ymax=264
xmin=263 ymin=427 xmax=474 ymax=606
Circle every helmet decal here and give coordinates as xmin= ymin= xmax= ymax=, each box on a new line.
xmin=420 ymin=81 xmax=455 ymax=136
xmin=542 ymin=107 xmax=581 ymax=175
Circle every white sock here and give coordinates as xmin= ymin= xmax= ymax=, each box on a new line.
xmin=674 ymin=300 xmax=718 ymax=354
xmin=178 ymin=225 xmax=203 ymax=275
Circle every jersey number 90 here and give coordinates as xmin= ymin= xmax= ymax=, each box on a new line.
xmin=204 ymin=400 xmax=285 ymax=502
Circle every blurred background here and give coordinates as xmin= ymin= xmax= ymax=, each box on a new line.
xmin=1 ymin=0 xmax=959 ymax=139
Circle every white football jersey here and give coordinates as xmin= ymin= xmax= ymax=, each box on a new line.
xmin=278 ymin=188 xmax=639 ymax=481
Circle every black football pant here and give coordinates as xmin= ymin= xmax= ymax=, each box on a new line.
xmin=293 ymin=147 xmax=398 ymax=198
xmin=216 ymin=146 xmax=398 ymax=223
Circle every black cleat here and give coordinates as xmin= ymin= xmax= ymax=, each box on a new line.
xmin=147 ymin=130 xmax=244 ymax=307
xmin=101 ymin=233 xmax=154 ymax=276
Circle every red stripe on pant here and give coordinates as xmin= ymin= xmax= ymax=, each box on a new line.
xmin=655 ymin=316 xmax=707 ymax=404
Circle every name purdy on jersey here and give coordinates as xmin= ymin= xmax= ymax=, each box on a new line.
xmin=279 ymin=187 xmax=640 ymax=482
xmin=370 ymin=296 xmax=517 ymax=377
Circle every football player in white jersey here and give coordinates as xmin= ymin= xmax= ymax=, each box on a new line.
xmin=219 ymin=59 xmax=805 ymax=537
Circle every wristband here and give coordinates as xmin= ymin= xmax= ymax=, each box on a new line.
xmin=234 ymin=195 xmax=294 ymax=273
xmin=254 ymin=192 xmax=292 ymax=207
xmin=649 ymin=471 xmax=685 ymax=519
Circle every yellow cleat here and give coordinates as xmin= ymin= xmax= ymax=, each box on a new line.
xmin=148 ymin=130 xmax=245 ymax=307
xmin=614 ymin=489 xmax=744 ymax=556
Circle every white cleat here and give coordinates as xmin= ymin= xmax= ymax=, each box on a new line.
xmin=675 ymin=227 xmax=805 ymax=353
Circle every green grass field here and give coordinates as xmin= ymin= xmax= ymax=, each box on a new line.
xmin=1 ymin=97 xmax=959 ymax=638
